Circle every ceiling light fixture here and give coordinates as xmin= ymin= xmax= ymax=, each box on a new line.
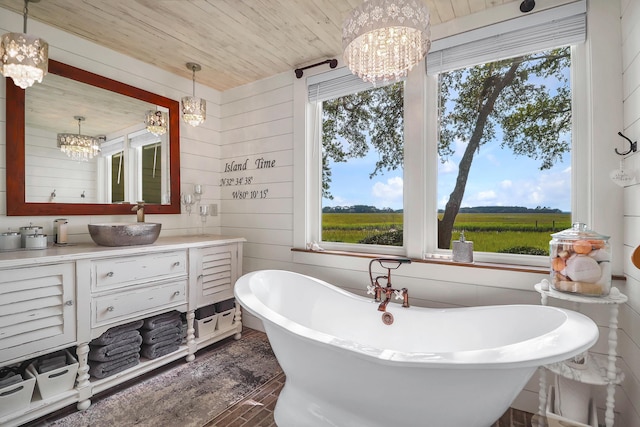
xmin=145 ymin=109 xmax=168 ymax=136
xmin=342 ymin=0 xmax=431 ymax=84
xmin=0 ymin=0 xmax=48 ymax=89
xmin=57 ymin=116 xmax=102 ymax=161
xmin=181 ymin=62 xmax=206 ymax=127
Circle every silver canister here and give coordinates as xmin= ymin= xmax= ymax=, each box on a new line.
xmin=0 ymin=230 xmax=21 ymax=251
xmin=25 ymin=232 xmax=48 ymax=249
xmin=20 ymin=224 xmax=44 ymax=248
xmin=54 ymin=218 xmax=69 ymax=244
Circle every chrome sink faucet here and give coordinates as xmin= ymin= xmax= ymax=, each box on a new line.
xmin=132 ymin=201 xmax=145 ymax=222
xmin=367 ymin=258 xmax=411 ymax=312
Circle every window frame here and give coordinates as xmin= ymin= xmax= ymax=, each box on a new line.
xmin=293 ymin=2 xmax=589 ymax=268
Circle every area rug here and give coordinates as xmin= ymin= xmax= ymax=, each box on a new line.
xmin=36 ymin=330 xmax=282 ymax=427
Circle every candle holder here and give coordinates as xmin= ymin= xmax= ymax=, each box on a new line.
xmin=194 ymin=184 xmax=203 ymax=201
xmin=181 ymin=193 xmax=195 ymax=215
xmin=199 ymin=204 xmax=210 ymax=234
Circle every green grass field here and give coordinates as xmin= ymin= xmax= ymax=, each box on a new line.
xmin=322 ymin=212 xmax=572 ymax=254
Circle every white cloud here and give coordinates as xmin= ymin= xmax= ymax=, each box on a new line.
xmin=372 ymin=176 xmax=403 ymax=208
xmin=476 ymin=190 xmax=497 ymax=201
xmin=438 ymin=159 xmax=458 ymax=174
xmin=462 ymin=167 xmax=571 ymax=210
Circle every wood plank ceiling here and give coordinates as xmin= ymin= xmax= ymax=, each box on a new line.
xmin=0 ymin=0 xmax=516 ymax=92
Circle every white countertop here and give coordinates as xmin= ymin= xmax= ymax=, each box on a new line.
xmin=0 ymin=234 xmax=246 ymax=268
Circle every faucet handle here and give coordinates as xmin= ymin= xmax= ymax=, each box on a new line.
xmin=366 ymin=284 xmax=376 ymax=295
xmin=394 ymin=289 xmax=404 ymax=300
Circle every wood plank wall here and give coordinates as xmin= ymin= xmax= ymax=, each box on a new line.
xmin=220 ymin=1 xmax=637 ymax=423
xmin=219 ymin=72 xmax=295 ymax=272
xmin=619 ymin=0 xmax=640 ymax=425
xmin=25 ymin=127 xmax=97 ymax=203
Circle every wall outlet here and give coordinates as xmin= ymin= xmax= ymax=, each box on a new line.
xmin=211 ymin=204 xmax=218 ymax=216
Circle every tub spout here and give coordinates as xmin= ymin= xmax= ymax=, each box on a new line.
xmin=378 ymin=290 xmax=392 ymax=312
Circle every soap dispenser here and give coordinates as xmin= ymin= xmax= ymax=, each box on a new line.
xmin=452 ymin=231 xmax=473 ymax=263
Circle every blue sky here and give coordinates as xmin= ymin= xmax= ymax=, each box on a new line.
xmin=322 ymin=137 xmax=571 ymax=212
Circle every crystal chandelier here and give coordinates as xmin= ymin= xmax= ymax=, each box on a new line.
xmin=145 ymin=109 xmax=168 ymax=136
xmin=181 ymin=62 xmax=206 ymax=127
xmin=0 ymin=0 xmax=48 ymax=89
xmin=342 ymin=0 xmax=431 ymax=84
xmin=57 ymin=116 xmax=102 ymax=161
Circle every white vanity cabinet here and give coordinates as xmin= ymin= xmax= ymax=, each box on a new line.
xmin=0 ymin=235 xmax=244 ymax=427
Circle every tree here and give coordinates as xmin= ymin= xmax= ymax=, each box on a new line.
xmin=438 ymin=47 xmax=571 ymax=248
xmin=321 ymin=82 xmax=403 ymax=200
xmin=320 ymin=47 xmax=571 ymax=248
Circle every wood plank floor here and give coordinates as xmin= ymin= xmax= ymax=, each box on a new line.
xmin=205 ymin=371 xmax=535 ymax=427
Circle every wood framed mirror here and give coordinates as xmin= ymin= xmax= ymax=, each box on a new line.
xmin=5 ymin=59 xmax=181 ymax=216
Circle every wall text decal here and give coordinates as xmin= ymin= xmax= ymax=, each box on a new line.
xmin=222 ymin=156 xmax=275 ymax=200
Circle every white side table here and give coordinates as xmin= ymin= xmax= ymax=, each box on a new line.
xmin=535 ymin=281 xmax=627 ymax=427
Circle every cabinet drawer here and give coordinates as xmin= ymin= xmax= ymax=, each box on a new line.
xmin=93 ymin=280 xmax=186 ymax=326
xmin=92 ymin=251 xmax=187 ymax=291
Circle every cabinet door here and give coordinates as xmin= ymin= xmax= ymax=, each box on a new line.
xmin=196 ymin=245 xmax=238 ymax=308
xmin=0 ymin=263 xmax=76 ymax=365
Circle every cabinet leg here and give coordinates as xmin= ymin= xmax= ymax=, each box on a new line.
xmin=234 ymin=305 xmax=242 ymax=340
xmin=605 ymin=383 xmax=616 ymax=427
xmin=537 ymin=367 xmax=548 ymax=427
xmin=605 ymin=303 xmax=620 ymax=427
xmin=77 ymin=399 xmax=91 ymax=411
xmin=75 ymin=342 xmax=92 ymax=411
xmin=185 ymin=310 xmax=196 ymax=362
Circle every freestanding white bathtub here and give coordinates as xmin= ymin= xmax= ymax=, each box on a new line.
xmin=234 ymin=270 xmax=599 ymax=427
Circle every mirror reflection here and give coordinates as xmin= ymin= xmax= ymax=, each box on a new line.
xmin=5 ymin=58 xmax=181 ymax=216
xmin=25 ymin=73 xmax=171 ymax=205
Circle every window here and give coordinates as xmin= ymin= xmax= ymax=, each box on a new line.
xmin=435 ymin=47 xmax=573 ymax=255
xmin=320 ymin=82 xmax=405 ymax=247
xmin=100 ymin=128 xmax=169 ymax=204
xmin=141 ymin=143 xmax=162 ymax=204
xmin=297 ymin=1 xmax=586 ymax=264
xmin=110 ymin=151 xmax=125 ymax=203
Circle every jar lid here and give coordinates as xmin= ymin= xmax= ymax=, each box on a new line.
xmin=551 ymin=222 xmax=609 ymax=241
xmin=25 ymin=233 xmax=47 ymax=238
xmin=1 ymin=231 xmax=20 ymax=236
xmin=20 ymin=224 xmax=43 ymax=231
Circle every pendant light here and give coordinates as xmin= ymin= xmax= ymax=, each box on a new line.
xmin=181 ymin=62 xmax=206 ymax=127
xmin=342 ymin=0 xmax=431 ymax=84
xmin=57 ymin=116 xmax=102 ymax=161
xmin=144 ymin=109 xmax=168 ymax=136
xmin=0 ymin=0 xmax=48 ymax=89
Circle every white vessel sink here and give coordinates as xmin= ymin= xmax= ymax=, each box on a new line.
xmin=88 ymin=223 xmax=161 ymax=246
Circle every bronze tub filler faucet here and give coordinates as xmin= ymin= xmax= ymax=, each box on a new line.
xmin=367 ymin=257 xmax=411 ymax=312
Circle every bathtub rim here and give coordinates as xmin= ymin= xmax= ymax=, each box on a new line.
xmin=234 ymin=269 xmax=599 ymax=369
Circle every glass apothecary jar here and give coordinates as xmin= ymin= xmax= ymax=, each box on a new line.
xmin=549 ymin=222 xmax=611 ymax=296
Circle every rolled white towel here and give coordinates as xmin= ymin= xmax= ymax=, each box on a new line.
xmin=555 ymin=375 xmax=591 ymax=424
